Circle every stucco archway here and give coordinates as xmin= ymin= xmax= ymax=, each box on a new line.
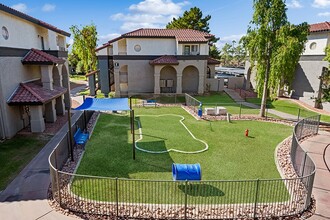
xmin=160 ymin=66 xmax=177 ymax=93
xmin=182 ymin=65 xmax=199 ymax=93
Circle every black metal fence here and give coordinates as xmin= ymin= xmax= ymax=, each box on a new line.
xmin=49 ymin=112 xmax=319 ymax=219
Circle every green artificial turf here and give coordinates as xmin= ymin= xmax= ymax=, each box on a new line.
xmin=73 ymin=107 xmax=292 ymax=204
xmin=193 ymin=92 xmax=264 ymax=116
xmin=246 ymin=98 xmax=330 ymax=122
xmin=0 ymin=134 xmax=51 ymax=190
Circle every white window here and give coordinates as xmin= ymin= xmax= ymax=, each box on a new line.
xmin=184 ymin=45 xmax=190 ymax=55
xmin=183 ymin=45 xmax=199 ymax=55
xmin=191 ymin=45 xmax=198 ymax=52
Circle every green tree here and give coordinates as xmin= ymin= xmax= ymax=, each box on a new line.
xmin=244 ymin=0 xmax=308 ymax=117
xmin=220 ymin=43 xmax=233 ymax=66
xmin=321 ymin=47 xmax=330 ymax=103
xmin=70 ymin=24 xmax=98 ymax=73
xmin=166 ymin=7 xmax=220 ymax=58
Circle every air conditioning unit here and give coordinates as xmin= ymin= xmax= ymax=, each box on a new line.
xmin=160 ymin=79 xmax=166 ymax=87
xmin=166 ymin=79 xmax=174 ymax=87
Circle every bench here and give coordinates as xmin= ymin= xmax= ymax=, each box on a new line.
xmin=142 ymin=99 xmax=156 ymax=107
xmin=74 ymin=127 xmax=89 ymax=145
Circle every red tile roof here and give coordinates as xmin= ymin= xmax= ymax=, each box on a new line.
xmin=22 ymin=48 xmax=65 ymax=65
xmin=123 ymin=29 xmax=213 ymax=43
xmin=8 ymin=80 xmax=67 ymax=105
xmin=207 ymin=57 xmax=220 ymax=65
xmin=96 ymin=28 xmax=213 ymax=51
xmin=149 ymin=55 xmax=179 ymax=65
xmin=0 ymin=3 xmax=70 ymax=37
xmin=309 ymin=22 xmax=330 ymax=33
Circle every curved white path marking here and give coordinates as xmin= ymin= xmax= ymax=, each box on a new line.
xmin=135 ymin=114 xmax=209 ymax=154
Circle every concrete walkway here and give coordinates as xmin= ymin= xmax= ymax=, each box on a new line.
xmin=300 ymin=131 xmax=330 ymax=220
xmin=0 ymin=83 xmax=88 ymax=220
xmin=224 ymin=88 xmax=300 ymax=120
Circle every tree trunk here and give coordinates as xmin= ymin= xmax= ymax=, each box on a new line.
xmin=260 ymin=57 xmax=271 ymax=117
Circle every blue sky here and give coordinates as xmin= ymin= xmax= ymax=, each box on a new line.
xmin=3 ymin=0 xmax=330 ymax=48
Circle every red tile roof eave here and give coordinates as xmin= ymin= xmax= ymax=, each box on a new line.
xmin=309 ymin=22 xmax=330 ymax=33
xmin=21 ymin=48 xmax=65 ymax=65
xmin=0 ymin=3 xmax=70 ymax=37
xmin=149 ymin=62 xmax=179 ymax=65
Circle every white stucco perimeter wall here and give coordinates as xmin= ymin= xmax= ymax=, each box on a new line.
xmin=127 ymin=38 xmax=176 ymax=55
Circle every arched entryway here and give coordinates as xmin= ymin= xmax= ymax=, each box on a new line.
xmin=160 ymin=66 xmax=177 ymax=93
xmin=182 ymin=65 xmax=199 ymax=93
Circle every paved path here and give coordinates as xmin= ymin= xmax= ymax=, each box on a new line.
xmin=224 ymin=88 xmax=300 ymax=121
xmin=0 ymin=82 xmax=87 ymax=220
xmin=300 ymin=131 xmax=330 ymax=220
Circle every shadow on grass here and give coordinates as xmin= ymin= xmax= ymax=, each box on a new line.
xmin=178 ymin=183 xmax=225 ymax=197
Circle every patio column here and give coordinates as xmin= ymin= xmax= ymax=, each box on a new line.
xmin=114 ymin=68 xmax=121 ymax=97
xmin=154 ymin=72 xmax=160 ymax=94
xmin=41 ymin=66 xmax=53 ymax=90
xmin=54 ymin=65 xmax=63 ymax=87
xmin=198 ymin=72 xmax=204 ymax=95
xmin=176 ymin=72 xmax=182 ymax=94
xmin=55 ymin=95 xmax=65 ymax=115
xmin=45 ymin=99 xmax=57 ymax=122
xmin=30 ymin=105 xmax=45 ymax=132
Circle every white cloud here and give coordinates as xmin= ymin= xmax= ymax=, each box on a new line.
xmin=287 ymin=0 xmax=303 ymax=8
xmin=312 ymin=0 xmax=330 ymax=8
xmin=318 ymin=11 xmax=330 ymax=16
xmin=11 ymin=3 xmax=28 ymax=13
xmin=217 ymin=34 xmax=245 ymax=49
xmin=42 ymin=3 xmax=56 ymax=12
xmin=111 ymin=0 xmax=189 ymax=32
xmin=98 ymin=33 xmax=121 ymax=41
xmin=129 ymin=0 xmax=189 ymax=15
xmin=98 ymin=33 xmax=121 ymax=45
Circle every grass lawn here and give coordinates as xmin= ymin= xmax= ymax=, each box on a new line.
xmin=194 ymin=92 xmax=277 ymax=116
xmin=72 ymin=107 xmax=292 ymax=204
xmin=246 ymin=98 xmax=330 ymax=122
xmin=0 ymin=134 xmax=51 ymax=190
xmin=69 ymin=74 xmax=86 ymax=81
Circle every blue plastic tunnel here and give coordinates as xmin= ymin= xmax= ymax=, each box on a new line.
xmin=172 ymin=163 xmax=201 ymax=181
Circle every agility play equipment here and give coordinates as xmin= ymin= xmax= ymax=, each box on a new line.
xmin=172 ymin=163 xmax=201 ymax=181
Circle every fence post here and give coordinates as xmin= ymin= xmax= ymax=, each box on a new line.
xmin=266 ymin=106 xmax=268 ymax=120
xmin=239 ymin=103 xmax=242 ymax=118
xmin=115 ymin=178 xmax=119 ymax=218
xmin=184 ymin=180 xmax=188 ymax=220
xmin=297 ymin=108 xmax=301 ymax=121
xmin=316 ymin=115 xmax=320 ymax=134
xmin=301 ymin=152 xmax=307 ymax=177
xmin=253 ymin=179 xmax=260 ymax=219
xmin=55 ymin=169 xmax=61 ymax=206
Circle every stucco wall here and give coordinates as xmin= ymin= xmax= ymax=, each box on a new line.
xmin=0 ymin=57 xmax=40 ymax=137
xmin=0 ymin=11 xmax=65 ymax=50
xmin=205 ymin=78 xmax=224 ymax=92
xmin=228 ymin=77 xmax=245 ymax=89
xmin=182 ymin=66 xmax=199 ymax=92
xmin=292 ymin=61 xmax=327 ymax=103
xmin=303 ymin=32 xmax=329 ymax=56
xmin=127 ymin=38 xmax=176 ymax=55
xmin=115 ymin=60 xmax=155 ymax=93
